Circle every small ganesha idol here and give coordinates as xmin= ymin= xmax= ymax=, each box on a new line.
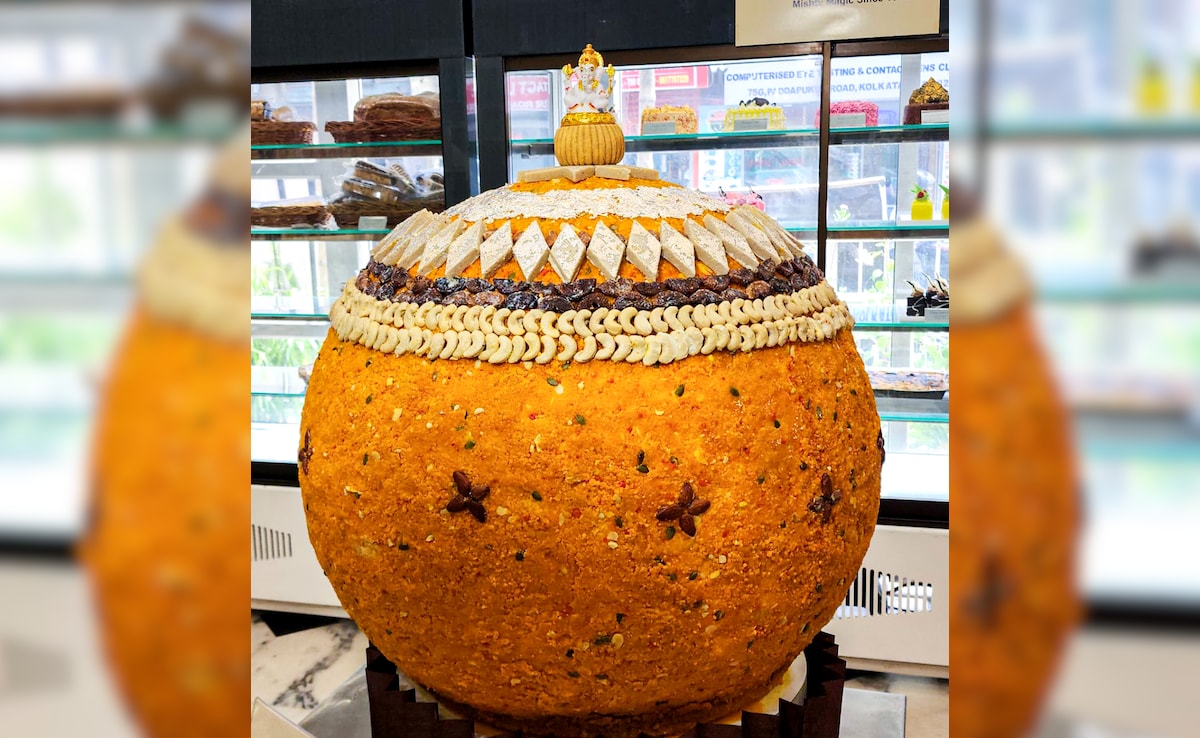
xmin=555 ymin=44 xmax=626 ymax=166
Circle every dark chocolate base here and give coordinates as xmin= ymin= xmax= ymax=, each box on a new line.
xmin=364 ymin=633 xmax=846 ymax=738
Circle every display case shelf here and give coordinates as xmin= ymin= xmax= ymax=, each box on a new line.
xmin=0 ymin=120 xmax=238 ymax=145
xmin=509 ymin=123 xmax=947 ymax=158
xmin=986 ymin=120 xmax=1200 ymax=142
xmin=828 ymin=123 xmax=949 ymax=145
xmin=250 ymin=140 xmax=444 ymax=160
xmin=250 ymin=228 xmax=390 ymax=241
xmin=790 ymin=223 xmax=950 ymax=239
xmin=1038 ymin=282 xmax=1200 ymax=304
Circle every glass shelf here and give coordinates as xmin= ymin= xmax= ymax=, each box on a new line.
xmin=876 ymin=396 xmax=948 ymax=423
xmin=846 ymin=303 xmax=948 ymax=330
xmin=250 ymin=140 xmax=444 ymax=160
xmin=251 ymin=296 xmax=336 ymax=319
xmin=0 ymin=119 xmax=238 ymax=145
xmin=827 ymin=123 xmax=949 ymax=145
xmin=509 ymin=123 xmax=947 ymax=157
xmin=251 ymin=228 xmax=390 ymax=241
xmin=1038 ymin=281 xmax=1200 ymax=304
xmin=785 ymin=223 xmax=949 ymax=239
xmin=987 ymin=120 xmax=1200 ymax=142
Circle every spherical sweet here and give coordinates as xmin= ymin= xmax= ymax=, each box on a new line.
xmin=949 ymin=215 xmax=1080 ymax=738
xmin=85 ymin=307 xmax=248 ymax=738
xmin=300 ymin=169 xmax=882 ymax=736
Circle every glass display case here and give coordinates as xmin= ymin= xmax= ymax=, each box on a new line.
xmin=251 ymin=72 xmax=462 ymax=465
xmin=502 ymin=45 xmax=950 ymax=503
xmin=981 ymin=2 xmax=1200 ymax=605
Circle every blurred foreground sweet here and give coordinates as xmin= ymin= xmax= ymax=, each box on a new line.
xmin=83 ymin=129 xmax=248 ymax=738
xmin=950 ymin=206 xmax=1081 ymax=738
xmin=298 ymin=45 xmax=883 ymax=738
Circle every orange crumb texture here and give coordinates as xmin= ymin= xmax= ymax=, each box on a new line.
xmin=950 ymin=303 xmax=1080 ymax=738
xmin=85 ymin=307 xmax=249 ymax=738
xmin=299 ymin=330 xmax=881 ymax=736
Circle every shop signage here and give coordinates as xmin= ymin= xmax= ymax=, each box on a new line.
xmin=722 ymin=57 xmax=948 ymax=106
xmin=735 ymin=0 xmax=940 ymax=46
xmin=506 ymin=74 xmax=551 ymax=112
xmin=619 ymin=67 xmax=711 ymax=92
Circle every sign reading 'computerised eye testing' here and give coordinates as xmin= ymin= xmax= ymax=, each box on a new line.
xmin=736 ymin=0 xmax=940 ymax=46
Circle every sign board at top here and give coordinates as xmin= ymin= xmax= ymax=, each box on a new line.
xmin=735 ymin=0 xmax=940 ymax=46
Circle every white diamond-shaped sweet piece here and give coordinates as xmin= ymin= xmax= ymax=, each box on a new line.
xmin=479 ymin=221 xmax=514 ymax=279
xmin=384 ymin=211 xmax=437 ymax=267
xmin=549 ymin=223 xmax=587 ymax=282
xmin=595 ymin=165 xmax=631 ymax=181
xmin=397 ymin=214 xmax=450 ymax=269
xmin=725 ymin=210 xmax=779 ymax=262
xmin=702 ymin=214 xmax=758 ymax=267
xmin=626 ymin=221 xmax=662 ymax=280
xmin=684 ymin=218 xmax=728 ymax=275
xmin=587 ymin=221 xmax=626 ymax=281
xmin=374 ymin=209 xmax=430 ymax=263
xmin=742 ymin=207 xmax=804 ymax=259
xmin=513 ymin=222 xmax=551 ymax=280
xmin=418 ymin=220 xmax=466 ymax=274
xmin=444 ymin=221 xmax=485 ymax=277
xmin=658 ymin=221 xmax=696 ymax=278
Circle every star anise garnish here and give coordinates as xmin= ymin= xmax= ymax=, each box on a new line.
xmin=656 ymin=482 xmax=710 ymax=537
xmin=877 ymin=429 xmax=886 ymax=464
xmin=807 ymin=473 xmax=843 ymax=523
xmin=298 ymin=429 xmax=314 ymax=475
xmin=447 ymin=470 xmax=488 ymax=523
xmin=964 ymin=552 xmax=1013 ymax=628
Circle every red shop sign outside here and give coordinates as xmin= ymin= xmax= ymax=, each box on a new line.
xmin=506 ymin=75 xmax=551 ymax=112
xmin=619 ymin=66 xmax=710 ymax=92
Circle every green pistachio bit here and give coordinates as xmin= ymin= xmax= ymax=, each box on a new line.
xmin=674 ymin=384 xmax=685 ymax=397
xmin=531 ymin=491 xmax=543 ymax=501
xmin=547 ymin=378 xmax=560 ymax=386
xmin=464 ymin=440 xmax=476 ymax=450
xmin=636 ymin=464 xmax=649 ymax=474
xmin=666 ymin=526 xmax=676 ymax=540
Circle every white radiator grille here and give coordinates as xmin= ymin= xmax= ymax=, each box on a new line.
xmin=836 ymin=567 xmax=935 ymax=619
xmin=251 ymin=524 xmax=293 ymax=562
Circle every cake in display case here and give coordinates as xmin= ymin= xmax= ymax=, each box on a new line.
xmin=298 ymin=47 xmax=882 ymax=738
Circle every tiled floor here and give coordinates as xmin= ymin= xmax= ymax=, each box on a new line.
xmin=252 ymin=612 xmax=949 ymax=735
xmin=846 ymin=671 xmax=949 ymax=737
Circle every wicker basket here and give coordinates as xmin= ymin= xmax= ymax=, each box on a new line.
xmin=251 ymin=204 xmax=332 ymax=229
xmin=325 ymin=119 xmax=441 ymax=143
xmin=251 ymin=120 xmax=317 ymax=145
xmin=330 ymin=194 xmax=445 ymax=229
